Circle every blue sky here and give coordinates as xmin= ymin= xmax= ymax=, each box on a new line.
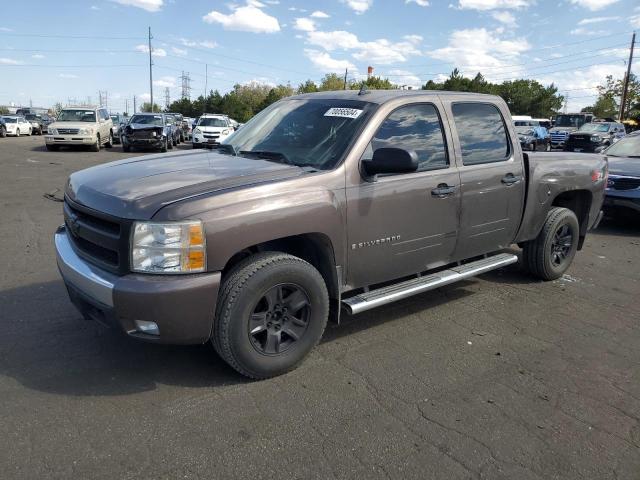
xmin=0 ymin=0 xmax=637 ymax=113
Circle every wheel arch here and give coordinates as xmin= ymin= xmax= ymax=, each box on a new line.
xmin=550 ymin=189 xmax=593 ymax=250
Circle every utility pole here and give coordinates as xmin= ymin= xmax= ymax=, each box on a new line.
xmin=164 ymin=87 xmax=170 ymax=108
xmin=343 ymin=68 xmax=348 ymax=90
xmin=133 ymin=95 xmax=137 ymax=114
xmin=125 ymin=98 xmax=129 ymax=115
xmin=619 ymin=31 xmax=636 ymax=121
xmin=148 ymin=26 xmax=154 ymax=113
xmin=563 ymin=92 xmax=569 ymax=114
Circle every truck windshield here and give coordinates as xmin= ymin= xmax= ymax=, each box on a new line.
xmin=130 ymin=115 xmax=163 ymax=126
xmin=57 ymin=110 xmax=97 ymax=122
xmin=222 ymin=98 xmax=375 ymax=170
xmin=605 ymin=135 xmax=640 ymax=157
xmin=198 ymin=118 xmax=227 ymax=127
xmin=579 ymin=123 xmax=610 ymax=132
xmin=555 ymin=115 xmax=588 ymax=128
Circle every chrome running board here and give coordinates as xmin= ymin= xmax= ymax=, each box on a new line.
xmin=342 ymin=253 xmax=518 ymax=315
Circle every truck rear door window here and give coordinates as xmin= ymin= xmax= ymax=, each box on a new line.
xmin=363 ymin=103 xmax=448 ymax=172
xmin=452 ymin=103 xmax=510 ymax=166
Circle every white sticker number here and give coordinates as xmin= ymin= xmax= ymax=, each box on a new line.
xmin=324 ymin=107 xmax=363 ymax=119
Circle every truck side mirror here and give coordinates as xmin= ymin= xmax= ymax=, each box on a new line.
xmin=362 ymin=148 xmax=419 ymax=179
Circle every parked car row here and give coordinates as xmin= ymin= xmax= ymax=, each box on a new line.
xmin=1 ymin=115 xmax=34 ymax=136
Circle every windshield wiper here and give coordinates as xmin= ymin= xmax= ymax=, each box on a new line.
xmin=239 ymin=150 xmax=293 ymax=165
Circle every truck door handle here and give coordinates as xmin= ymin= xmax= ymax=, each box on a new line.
xmin=431 ymin=184 xmax=456 ymax=197
xmin=501 ymin=174 xmax=522 ymax=185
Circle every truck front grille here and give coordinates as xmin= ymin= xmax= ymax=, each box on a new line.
xmin=58 ymin=128 xmax=79 ymax=135
xmin=551 ymin=131 xmax=569 ymax=143
xmin=63 ymin=198 xmax=131 ymax=275
xmin=566 ymin=136 xmax=594 ymax=149
xmin=608 ymin=176 xmax=640 ymax=191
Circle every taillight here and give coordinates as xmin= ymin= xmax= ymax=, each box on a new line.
xmin=591 ymin=164 xmax=608 ymax=183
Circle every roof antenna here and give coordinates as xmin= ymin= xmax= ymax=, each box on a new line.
xmin=358 ymin=82 xmax=369 ymax=96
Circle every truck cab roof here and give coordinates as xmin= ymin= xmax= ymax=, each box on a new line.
xmin=292 ymin=89 xmax=498 ymax=105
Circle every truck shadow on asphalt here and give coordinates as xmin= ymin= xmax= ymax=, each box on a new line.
xmin=596 ymin=213 xmax=640 ymax=238
xmin=0 ymin=276 xmax=496 ymax=396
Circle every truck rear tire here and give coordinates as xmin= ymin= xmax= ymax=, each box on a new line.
xmin=213 ymin=252 xmax=329 ymax=379
xmin=523 ymin=207 xmax=579 ymax=281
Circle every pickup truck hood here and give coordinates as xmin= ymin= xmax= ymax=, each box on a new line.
xmin=66 ymin=150 xmax=304 ymax=220
xmin=126 ymin=123 xmax=164 ymax=131
xmin=607 ymin=156 xmax=640 ymax=176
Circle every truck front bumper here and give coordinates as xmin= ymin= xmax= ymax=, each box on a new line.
xmin=45 ymin=135 xmax=95 ymax=145
xmin=55 ymin=227 xmax=221 ymax=344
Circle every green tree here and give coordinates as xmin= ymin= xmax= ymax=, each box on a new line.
xmin=297 ymin=79 xmax=319 ymax=94
xmin=596 ymin=74 xmax=640 ymax=119
xmin=259 ymin=84 xmax=295 ymax=111
xmin=590 ymin=95 xmax=618 ymax=118
xmin=350 ymin=75 xmax=395 ymax=90
xmin=140 ymin=102 xmax=161 ymax=113
xmin=319 ymin=73 xmax=346 ymax=91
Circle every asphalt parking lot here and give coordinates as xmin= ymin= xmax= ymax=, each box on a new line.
xmin=1 ymin=134 xmax=639 ymax=479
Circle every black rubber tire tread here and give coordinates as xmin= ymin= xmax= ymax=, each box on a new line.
xmin=522 ymin=207 xmax=579 ymax=281
xmin=105 ymin=133 xmax=113 ymax=148
xmin=213 ymin=252 xmax=329 ymax=379
xmin=90 ymin=135 xmax=100 ymax=152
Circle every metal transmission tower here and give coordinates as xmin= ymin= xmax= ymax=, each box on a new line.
xmin=164 ymin=87 xmax=171 ymax=108
xmin=98 ymin=91 xmax=108 ymax=108
xmin=180 ymin=71 xmax=192 ymax=100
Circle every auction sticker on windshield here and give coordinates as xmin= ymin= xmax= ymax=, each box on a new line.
xmin=324 ymin=108 xmax=363 ymax=119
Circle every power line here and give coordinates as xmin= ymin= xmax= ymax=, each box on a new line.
xmin=0 ymin=32 xmax=146 ymax=40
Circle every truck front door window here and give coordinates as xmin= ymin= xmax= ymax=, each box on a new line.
xmin=452 ymin=103 xmax=510 ymax=165
xmin=363 ymin=104 xmax=448 ymax=172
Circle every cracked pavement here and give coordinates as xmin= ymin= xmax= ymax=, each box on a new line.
xmin=1 ymin=136 xmax=639 ymax=479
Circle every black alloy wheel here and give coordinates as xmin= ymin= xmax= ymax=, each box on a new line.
xmin=550 ymin=224 xmax=573 ymax=268
xmin=248 ymin=283 xmax=311 ymax=355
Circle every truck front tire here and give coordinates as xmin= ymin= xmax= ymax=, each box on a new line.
xmin=523 ymin=207 xmax=579 ymax=281
xmin=213 ymin=252 xmax=329 ymax=379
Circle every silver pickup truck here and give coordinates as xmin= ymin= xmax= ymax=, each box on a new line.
xmin=55 ymin=90 xmax=606 ymax=379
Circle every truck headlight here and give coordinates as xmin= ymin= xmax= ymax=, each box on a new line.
xmin=222 ymin=129 xmax=230 ymax=135
xmin=78 ymin=127 xmax=93 ymax=135
xmin=131 ymin=221 xmax=206 ymax=274
xmin=590 ymin=135 xmax=600 ymax=142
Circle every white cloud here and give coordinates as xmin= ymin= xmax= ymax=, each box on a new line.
xmin=31 ymin=54 xmax=45 ymax=59
xmin=305 ymin=28 xmax=423 ymax=65
xmin=306 ymin=30 xmax=361 ymax=51
xmin=203 ymin=1 xmax=280 ymax=33
xmin=429 ymin=28 xmax=530 ymax=80
xmin=153 ymin=76 xmax=176 ymax=87
xmin=304 ymin=49 xmax=356 ymax=72
xmin=456 ymin=0 xmax=528 ymax=10
xmin=0 ymin=58 xmax=22 ymax=65
xmin=310 ymin=10 xmax=330 ymax=18
xmin=569 ymin=27 xmax=608 ymax=35
xmin=135 ymin=44 xmax=167 ymax=56
xmin=171 ymin=47 xmax=187 ymax=56
xmin=340 ymin=0 xmax=373 ymax=14
xmin=538 ymin=63 xmax=626 ymax=111
xmin=491 ymin=11 xmax=515 ymax=23
xmin=138 ymin=93 xmax=151 ymax=102
xmin=293 ymin=17 xmax=316 ymax=31
xmin=630 ymin=14 xmax=640 ymax=28
xmin=568 ymin=0 xmax=620 ymax=12
xmin=58 ymin=73 xmax=78 ymax=79
xmin=577 ymin=16 xmax=620 ymax=24
xmin=0 ymin=27 xmax=13 ymax=32
xmin=90 ymin=5 xmax=100 ymax=10
xmin=352 ymin=37 xmax=422 ymax=64
xmin=112 ymin=0 xmax=163 ymax=12
xmin=387 ymin=69 xmax=422 ymax=88
xmin=179 ymin=38 xmax=218 ymax=49
xmin=242 ymin=77 xmax=277 ymax=88
xmin=406 ymin=0 xmax=430 ymax=6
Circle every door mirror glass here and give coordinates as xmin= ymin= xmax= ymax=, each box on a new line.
xmin=363 ymin=148 xmax=418 ymax=177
